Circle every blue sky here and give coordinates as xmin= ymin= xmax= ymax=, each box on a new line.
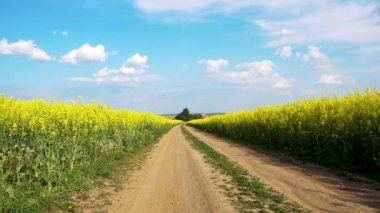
xmin=1 ymin=0 xmax=380 ymax=113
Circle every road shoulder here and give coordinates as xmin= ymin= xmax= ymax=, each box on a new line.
xmin=186 ymin=125 xmax=380 ymax=212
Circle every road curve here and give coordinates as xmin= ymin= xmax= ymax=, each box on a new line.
xmin=110 ymin=126 xmax=235 ymax=213
xmin=186 ymin=126 xmax=380 ymax=213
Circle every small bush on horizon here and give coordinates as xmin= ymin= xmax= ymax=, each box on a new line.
xmin=175 ymin=108 xmax=203 ymax=121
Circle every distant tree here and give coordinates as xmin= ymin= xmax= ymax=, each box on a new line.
xmin=191 ymin=113 xmax=202 ymax=120
xmin=175 ymin=108 xmax=203 ymax=121
xmin=182 ymin=108 xmax=190 ymax=117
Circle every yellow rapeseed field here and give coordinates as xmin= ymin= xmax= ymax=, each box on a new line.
xmin=0 ymin=95 xmax=180 ymax=211
xmin=189 ymin=89 xmax=380 ymax=178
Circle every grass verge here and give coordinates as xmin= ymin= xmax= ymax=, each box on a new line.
xmin=190 ymin=129 xmax=380 ymax=185
xmin=72 ymin=141 xmax=157 ymax=212
xmin=181 ymin=125 xmax=307 ymax=213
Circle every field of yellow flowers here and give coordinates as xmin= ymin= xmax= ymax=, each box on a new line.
xmin=188 ymin=89 xmax=380 ymax=179
xmin=0 ymin=96 xmax=180 ymax=211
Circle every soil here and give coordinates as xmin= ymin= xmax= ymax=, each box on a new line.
xmin=109 ymin=125 xmax=236 ymax=213
xmin=186 ymin=126 xmax=380 ymax=213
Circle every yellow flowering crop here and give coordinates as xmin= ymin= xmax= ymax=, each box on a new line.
xmin=188 ymin=88 xmax=380 ymax=178
xmin=0 ymin=95 xmax=180 ymax=210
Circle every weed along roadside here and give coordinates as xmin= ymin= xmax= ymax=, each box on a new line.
xmin=75 ymin=140 xmax=159 ymax=212
xmin=181 ymin=125 xmax=307 ymax=213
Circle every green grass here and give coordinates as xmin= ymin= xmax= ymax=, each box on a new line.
xmin=73 ymin=140 xmax=158 ymax=212
xmin=181 ymin=125 xmax=307 ymax=213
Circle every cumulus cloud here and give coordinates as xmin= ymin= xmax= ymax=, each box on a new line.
xmin=198 ymin=59 xmax=228 ymax=73
xmin=303 ymin=45 xmax=330 ymax=70
xmin=0 ymin=39 xmax=51 ymax=61
xmin=61 ymin=44 xmax=106 ymax=65
xmin=124 ymin=53 xmax=148 ymax=69
xmin=68 ymin=53 xmax=162 ymax=85
xmin=275 ymin=46 xmax=293 ymax=58
xmin=94 ymin=53 xmax=148 ymax=77
xmin=303 ymin=46 xmax=327 ymax=62
xmin=199 ymin=59 xmax=294 ymax=88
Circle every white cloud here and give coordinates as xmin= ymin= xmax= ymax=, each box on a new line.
xmin=68 ymin=75 xmax=161 ymax=84
xmin=237 ymin=61 xmax=275 ymax=75
xmin=135 ymin=0 xmax=213 ymax=13
xmin=134 ymin=0 xmax=320 ymax=13
xmin=318 ymin=74 xmax=344 ymax=85
xmin=198 ymin=59 xmax=228 ymax=73
xmin=93 ymin=53 xmax=148 ymax=77
xmin=133 ymin=0 xmax=380 ymax=46
xmin=61 ymin=31 xmax=68 ymax=36
xmin=255 ymin=1 xmax=380 ymax=46
xmin=124 ymin=53 xmax=148 ymax=69
xmin=134 ymin=0 xmax=380 ymax=55
xmin=303 ymin=45 xmax=328 ymax=62
xmin=68 ymin=53 xmax=162 ymax=85
xmin=199 ymin=59 xmax=294 ymax=88
xmin=61 ymin=44 xmax=106 ymax=66
xmin=275 ymin=46 xmax=293 ymax=58
xmin=301 ymin=45 xmax=355 ymax=85
xmin=318 ymin=74 xmax=355 ymax=85
xmin=303 ymin=45 xmax=331 ymax=71
xmin=272 ymin=75 xmax=294 ymax=88
xmin=0 ymin=39 xmax=51 ymax=61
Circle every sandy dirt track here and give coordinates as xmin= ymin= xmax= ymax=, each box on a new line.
xmin=186 ymin=126 xmax=380 ymax=213
xmin=109 ymin=126 xmax=236 ymax=213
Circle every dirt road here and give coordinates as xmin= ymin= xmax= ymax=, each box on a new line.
xmin=186 ymin=126 xmax=380 ymax=213
xmin=110 ymin=126 xmax=235 ymax=213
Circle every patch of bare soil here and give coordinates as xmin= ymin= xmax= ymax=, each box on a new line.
xmin=108 ymin=126 xmax=236 ymax=213
xmin=186 ymin=126 xmax=380 ymax=213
